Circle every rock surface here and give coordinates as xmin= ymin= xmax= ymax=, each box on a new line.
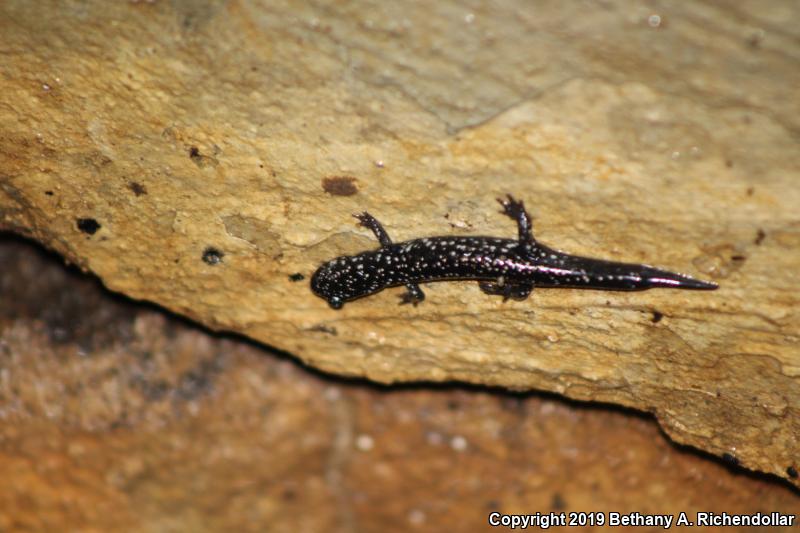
xmin=1 ymin=238 xmax=798 ymax=531
xmin=1 ymin=1 xmax=798 ymax=483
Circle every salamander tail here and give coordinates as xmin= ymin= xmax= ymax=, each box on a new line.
xmin=641 ymin=266 xmax=718 ymax=290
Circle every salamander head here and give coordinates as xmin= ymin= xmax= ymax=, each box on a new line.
xmin=310 ymin=257 xmax=355 ymax=309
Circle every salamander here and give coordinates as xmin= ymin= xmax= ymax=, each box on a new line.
xmin=311 ymin=195 xmax=717 ymax=309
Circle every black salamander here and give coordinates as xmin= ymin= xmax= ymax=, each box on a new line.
xmin=311 ymin=195 xmax=717 ymax=309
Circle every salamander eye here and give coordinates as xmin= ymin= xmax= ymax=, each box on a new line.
xmin=328 ymin=297 xmax=343 ymax=309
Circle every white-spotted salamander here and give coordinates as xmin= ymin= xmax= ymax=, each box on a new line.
xmin=311 ymin=195 xmax=717 ymax=309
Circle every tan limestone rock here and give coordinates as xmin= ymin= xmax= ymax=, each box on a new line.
xmin=1 ymin=1 xmax=798 ymax=483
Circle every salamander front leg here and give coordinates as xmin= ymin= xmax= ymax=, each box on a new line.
xmin=353 ymin=212 xmax=392 ymax=248
xmin=399 ymin=283 xmax=426 ymax=306
xmin=497 ymin=194 xmax=535 ymax=244
xmin=479 ymin=280 xmax=533 ymax=301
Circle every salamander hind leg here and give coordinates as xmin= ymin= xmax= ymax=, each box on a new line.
xmin=497 ymin=194 xmax=535 ymax=244
xmin=399 ymin=283 xmax=426 ymax=306
xmin=353 ymin=212 xmax=392 ymax=248
xmin=479 ymin=280 xmax=533 ymax=301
